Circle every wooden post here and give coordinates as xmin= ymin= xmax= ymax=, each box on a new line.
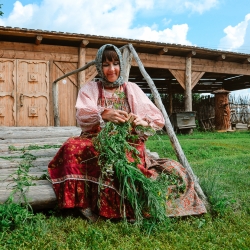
xmin=127 ymin=43 xmax=208 ymax=206
xmin=185 ymin=57 xmax=192 ymax=111
xmin=78 ymin=40 xmax=89 ymax=89
xmin=168 ymin=82 xmax=173 ymax=115
xmin=213 ymin=89 xmax=231 ymax=131
xmin=78 ymin=47 xmax=86 ymax=89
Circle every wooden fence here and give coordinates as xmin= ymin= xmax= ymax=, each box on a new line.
xmin=159 ymin=94 xmax=250 ymax=131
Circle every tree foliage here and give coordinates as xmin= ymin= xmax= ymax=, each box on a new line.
xmin=0 ymin=4 xmax=3 ymax=16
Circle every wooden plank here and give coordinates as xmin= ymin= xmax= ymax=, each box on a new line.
xmin=1 ymin=165 xmax=48 ymax=173
xmin=0 ymin=41 xmax=78 ymax=55
xmin=0 ymin=50 xmax=78 ymax=62
xmin=0 ymin=127 xmax=81 ymax=139
xmin=1 ymin=171 xmax=47 ymax=181
xmin=0 ymin=59 xmax=16 ymax=126
xmin=0 ymin=148 xmax=59 ymax=158
xmin=0 ymin=138 xmax=67 ymax=147
xmin=0 ymin=157 xmax=52 ymax=169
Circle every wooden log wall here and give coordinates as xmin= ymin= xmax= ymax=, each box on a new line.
xmin=0 ymin=41 xmax=99 ymax=126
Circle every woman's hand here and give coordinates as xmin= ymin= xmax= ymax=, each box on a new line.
xmin=102 ymin=109 xmax=129 ymax=123
xmin=128 ymin=113 xmax=148 ymax=127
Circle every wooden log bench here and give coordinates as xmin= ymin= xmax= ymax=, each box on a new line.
xmin=0 ymin=126 xmax=81 ymax=210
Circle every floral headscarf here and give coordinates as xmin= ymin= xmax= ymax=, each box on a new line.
xmin=95 ymin=44 xmax=124 ymax=88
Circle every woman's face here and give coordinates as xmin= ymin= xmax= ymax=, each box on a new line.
xmin=102 ymin=59 xmax=120 ymax=83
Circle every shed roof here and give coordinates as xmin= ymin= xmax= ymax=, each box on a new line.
xmin=1 ymin=26 xmax=250 ymax=94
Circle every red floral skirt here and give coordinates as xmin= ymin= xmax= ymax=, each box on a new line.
xmin=48 ymin=135 xmax=207 ymax=218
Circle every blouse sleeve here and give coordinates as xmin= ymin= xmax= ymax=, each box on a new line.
xmin=75 ymin=81 xmax=104 ymax=132
xmin=126 ymin=82 xmax=165 ymax=130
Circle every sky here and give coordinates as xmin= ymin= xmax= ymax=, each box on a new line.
xmin=1 ymin=0 xmax=250 ymax=97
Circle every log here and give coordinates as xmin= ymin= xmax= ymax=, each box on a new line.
xmin=35 ymin=35 xmax=43 ymax=45
xmin=0 ymin=182 xmax=57 ymax=210
xmin=185 ymin=57 xmax=192 ymax=111
xmin=127 ymin=43 xmax=208 ymax=206
xmin=122 ymin=47 xmax=132 ymax=82
xmin=0 ymin=127 xmax=79 ymax=209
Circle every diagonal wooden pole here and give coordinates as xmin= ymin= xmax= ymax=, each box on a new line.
xmin=127 ymin=43 xmax=208 ymax=206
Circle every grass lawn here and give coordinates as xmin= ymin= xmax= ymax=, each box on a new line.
xmin=1 ymin=130 xmax=250 ymax=249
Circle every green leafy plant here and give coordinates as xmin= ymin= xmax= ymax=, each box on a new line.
xmin=93 ymin=121 xmax=183 ymax=227
xmin=0 ymin=152 xmax=37 ymax=231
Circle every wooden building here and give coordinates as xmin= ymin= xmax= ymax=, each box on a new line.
xmin=0 ymin=26 xmax=250 ymax=127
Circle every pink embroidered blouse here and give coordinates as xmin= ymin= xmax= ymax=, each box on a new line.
xmin=75 ymin=81 xmax=165 ymax=132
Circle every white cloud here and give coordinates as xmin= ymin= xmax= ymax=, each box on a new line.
xmin=0 ymin=0 xmax=193 ymax=45
xmin=0 ymin=1 xmax=38 ymax=26
xmin=135 ymin=0 xmax=154 ymax=9
xmin=219 ymin=14 xmax=250 ymax=52
xmin=157 ymin=0 xmax=219 ymax=14
xmin=129 ymin=24 xmax=192 ymax=45
xmin=183 ymin=0 xmax=218 ymax=14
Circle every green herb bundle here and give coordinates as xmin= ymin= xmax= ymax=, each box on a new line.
xmin=93 ymin=121 xmax=168 ymax=226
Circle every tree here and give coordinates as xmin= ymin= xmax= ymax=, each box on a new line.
xmin=0 ymin=4 xmax=3 ymax=16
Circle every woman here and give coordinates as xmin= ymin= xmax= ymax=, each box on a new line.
xmin=48 ymin=44 xmax=206 ymax=223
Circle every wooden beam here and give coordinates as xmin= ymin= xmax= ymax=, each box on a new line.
xmin=168 ymin=69 xmax=185 ymax=89
xmin=192 ymin=58 xmax=250 ymax=75
xmin=35 ymin=35 xmax=43 ymax=45
xmin=80 ymin=39 xmax=89 ymax=48
xmin=191 ymin=71 xmax=205 ymax=89
xmin=0 ymin=48 xmax=78 ymax=62
xmin=186 ymin=50 xmax=196 ymax=57
xmin=216 ymin=54 xmax=226 ymax=61
xmin=158 ymin=47 xmax=168 ymax=55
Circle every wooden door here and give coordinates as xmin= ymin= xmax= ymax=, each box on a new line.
xmin=0 ymin=59 xmax=16 ymax=126
xmin=16 ymin=60 xmax=49 ymax=126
